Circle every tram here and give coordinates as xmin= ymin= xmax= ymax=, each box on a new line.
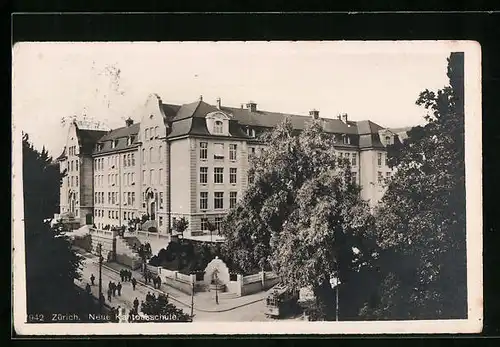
xmin=264 ymin=284 xmax=299 ymax=318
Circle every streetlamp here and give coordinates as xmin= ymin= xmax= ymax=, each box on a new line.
xmin=190 ymin=281 xmax=195 ymax=319
xmin=214 ymin=272 xmax=219 ymax=305
xmin=97 ymin=243 xmax=104 ymax=314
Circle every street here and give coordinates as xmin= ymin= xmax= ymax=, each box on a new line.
xmin=75 ymin=256 xmax=275 ymax=322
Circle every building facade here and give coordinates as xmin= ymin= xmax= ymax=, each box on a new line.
xmin=57 ymin=94 xmax=407 ymax=236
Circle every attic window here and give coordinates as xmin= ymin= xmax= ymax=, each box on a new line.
xmin=385 ymin=136 xmax=392 ymax=145
xmin=111 ymin=139 xmax=118 ymax=149
xmin=127 ymin=136 xmax=135 ymax=146
xmin=214 ymin=121 xmax=223 ymax=134
xmin=245 ymin=127 xmax=256 ymax=138
xmin=96 ymin=143 xmax=103 ymax=151
xmin=342 ymin=135 xmax=350 ymax=145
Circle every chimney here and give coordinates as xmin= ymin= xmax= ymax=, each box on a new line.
xmin=125 ymin=117 xmax=134 ymax=127
xmin=246 ymin=101 xmax=257 ymax=112
xmin=199 ymin=95 xmax=203 ymax=101
xmin=309 ymin=109 xmax=320 ymax=119
xmin=216 ymin=97 xmax=221 ymax=110
xmin=341 ymin=113 xmax=348 ymax=123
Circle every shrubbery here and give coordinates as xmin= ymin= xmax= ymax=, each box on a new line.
xmin=149 ymin=239 xmax=229 ymax=275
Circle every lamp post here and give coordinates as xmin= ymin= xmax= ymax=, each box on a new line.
xmin=190 ymin=281 xmax=195 ymax=319
xmin=215 ymin=272 xmax=219 ymax=305
xmin=97 ymin=242 xmax=104 ymax=314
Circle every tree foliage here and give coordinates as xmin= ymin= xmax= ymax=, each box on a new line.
xmin=23 ymin=134 xmax=84 ymax=315
xmin=173 ymin=217 xmax=189 ymax=238
xmin=361 ymin=53 xmax=466 ymax=319
xmin=140 ymin=293 xmax=191 ymax=322
xmin=220 ymin=119 xmax=375 ymax=319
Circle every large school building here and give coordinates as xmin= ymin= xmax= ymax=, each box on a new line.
xmin=57 ymin=94 xmax=408 ymax=236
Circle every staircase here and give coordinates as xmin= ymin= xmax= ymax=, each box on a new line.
xmin=123 ymin=236 xmax=142 ymax=250
xmin=115 ymin=236 xmax=141 ymax=260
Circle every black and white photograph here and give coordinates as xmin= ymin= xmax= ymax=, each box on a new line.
xmin=12 ymin=41 xmax=482 ymax=335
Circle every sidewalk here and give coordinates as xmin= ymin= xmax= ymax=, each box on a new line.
xmin=92 ymin=254 xmax=268 ymax=313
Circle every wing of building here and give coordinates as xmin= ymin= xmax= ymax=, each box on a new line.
xmin=57 ymin=94 xmax=410 ymax=237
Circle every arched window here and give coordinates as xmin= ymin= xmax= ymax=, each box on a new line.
xmin=213 ymin=120 xmax=223 ymax=134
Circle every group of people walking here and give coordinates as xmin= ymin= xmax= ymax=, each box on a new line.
xmin=107 ymin=281 xmax=122 ymax=300
xmin=120 ymin=269 xmax=137 ymax=290
xmin=142 ymin=269 xmax=162 ymax=289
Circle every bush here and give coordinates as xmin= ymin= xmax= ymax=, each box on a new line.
xmin=148 ymin=226 xmax=158 ymax=233
xmin=150 ymin=239 xmax=226 ymax=275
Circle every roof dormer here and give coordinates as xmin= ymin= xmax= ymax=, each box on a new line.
xmin=206 ymin=111 xmax=231 ymax=136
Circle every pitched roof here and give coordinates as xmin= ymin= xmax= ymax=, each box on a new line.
xmin=76 ymin=128 xmax=108 ymax=154
xmin=173 ymin=100 xmax=219 ymax=122
xmin=222 ymin=106 xmax=359 ymax=135
xmin=98 ymin=123 xmax=140 ymax=142
xmin=161 ymin=103 xmax=181 ymax=119
xmin=93 ymin=123 xmax=140 ymax=155
xmin=356 ymin=120 xmax=385 ymax=135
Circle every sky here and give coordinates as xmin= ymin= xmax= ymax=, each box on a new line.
xmin=12 ymin=41 xmax=454 ymax=156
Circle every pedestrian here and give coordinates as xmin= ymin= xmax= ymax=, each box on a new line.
xmin=133 ymin=297 xmax=139 ymax=312
xmin=127 ymin=270 xmax=132 ymax=282
xmin=146 ymin=291 xmax=152 ymax=302
xmin=90 ymin=274 xmax=95 ymax=286
xmin=108 ymin=280 xmax=113 ymax=291
xmin=99 ymin=293 xmax=105 ymax=306
xmin=131 ymin=277 xmax=137 ymax=290
xmin=156 ymin=275 xmax=162 ymax=289
xmin=120 ymin=269 xmax=124 ymax=282
xmin=112 ymin=282 xmax=117 ymax=297
xmin=117 ymin=282 xmax=122 ymax=296
xmin=85 ymin=283 xmax=91 ymax=295
xmin=107 ymin=288 xmax=112 ymax=301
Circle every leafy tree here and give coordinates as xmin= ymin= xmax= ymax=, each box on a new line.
xmin=173 ymin=217 xmax=189 ymax=238
xmin=23 ymin=133 xmax=84 ymax=316
xmin=221 ymin=119 xmax=374 ymax=319
xmin=139 ymin=293 xmax=191 ymax=322
xmin=362 ymin=53 xmax=466 ymax=319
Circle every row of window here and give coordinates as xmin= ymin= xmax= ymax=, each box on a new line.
xmin=141 ymin=145 xmax=164 ymax=164
xmin=141 ymin=168 xmax=164 ymax=186
xmin=200 ymin=216 xmax=224 ymax=231
xmin=94 ymin=191 xmax=136 ymax=206
xmin=68 ymin=145 xmax=78 ymax=156
xmin=67 ymin=160 xmax=79 ymax=172
xmin=122 ymin=153 xmax=136 ymax=167
xmin=68 ymin=175 xmax=79 ymax=187
xmin=377 ymin=171 xmax=392 ymax=184
xmin=199 ymin=167 xmax=238 ymax=184
xmin=199 ymin=191 xmax=237 ymax=210
xmin=377 ymin=153 xmax=388 ymax=167
xmin=144 ymin=126 xmax=160 ymax=141
xmin=338 ymin=152 xmax=357 ymax=166
xmin=199 ymin=142 xmax=238 ymax=161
